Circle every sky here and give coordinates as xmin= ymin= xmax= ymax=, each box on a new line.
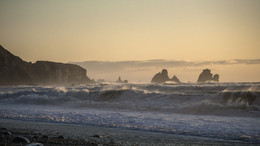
xmin=0 ymin=0 xmax=259 ymax=82
xmin=72 ymin=60 xmax=260 ymax=82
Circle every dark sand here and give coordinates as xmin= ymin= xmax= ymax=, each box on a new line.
xmin=0 ymin=118 xmax=255 ymax=146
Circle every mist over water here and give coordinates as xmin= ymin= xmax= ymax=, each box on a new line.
xmin=73 ymin=60 xmax=260 ymax=82
xmin=0 ymin=82 xmax=259 ymax=143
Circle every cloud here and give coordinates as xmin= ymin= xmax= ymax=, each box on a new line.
xmin=71 ymin=59 xmax=260 ymax=72
xmin=70 ymin=59 xmax=260 ymax=82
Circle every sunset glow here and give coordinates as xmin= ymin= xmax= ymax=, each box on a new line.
xmin=0 ymin=0 xmax=259 ymax=82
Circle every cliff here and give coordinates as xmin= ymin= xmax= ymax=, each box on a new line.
xmin=0 ymin=45 xmax=93 ymax=85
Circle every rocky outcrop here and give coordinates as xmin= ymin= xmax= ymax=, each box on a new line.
xmin=197 ymin=69 xmax=219 ymax=82
xmin=212 ymin=74 xmax=219 ymax=82
xmin=170 ymin=75 xmax=181 ymax=84
xmin=151 ymin=69 xmax=170 ymax=83
xmin=151 ymin=69 xmax=181 ymax=84
xmin=0 ymin=45 xmax=93 ymax=85
xmin=116 ymin=76 xmax=128 ymax=83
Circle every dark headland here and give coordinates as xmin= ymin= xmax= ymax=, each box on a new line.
xmin=0 ymin=45 xmax=93 ymax=85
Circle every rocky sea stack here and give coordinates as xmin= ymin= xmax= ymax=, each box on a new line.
xmin=116 ymin=76 xmax=128 ymax=83
xmin=0 ymin=45 xmax=93 ymax=85
xmin=197 ymin=69 xmax=219 ymax=82
xmin=151 ymin=69 xmax=181 ymax=84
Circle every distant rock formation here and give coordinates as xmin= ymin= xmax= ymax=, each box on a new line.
xmin=197 ymin=69 xmax=219 ymax=82
xmin=116 ymin=76 xmax=128 ymax=83
xmin=151 ymin=69 xmax=181 ymax=84
xmin=170 ymin=75 xmax=181 ymax=84
xmin=151 ymin=69 xmax=170 ymax=83
xmin=0 ymin=45 xmax=93 ymax=85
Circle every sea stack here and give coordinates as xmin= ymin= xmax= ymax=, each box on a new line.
xmin=116 ymin=76 xmax=128 ymax=83
xmin=197 ymin=69 xmax=219 ymax=82
xmin=151 ymin=69 xmax=181 ymax=84
xmin=170 ymin=75 xmax=181 ymax=84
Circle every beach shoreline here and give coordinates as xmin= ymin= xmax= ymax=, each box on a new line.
xmin=0 ymin=118 xmax=253 ymax=145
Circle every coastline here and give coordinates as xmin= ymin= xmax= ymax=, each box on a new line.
xmin=0 ymin=118 xmax=253 ymax=145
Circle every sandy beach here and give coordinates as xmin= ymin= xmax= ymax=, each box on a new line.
xmin=0 ymin=118 xmax=254 ymax=146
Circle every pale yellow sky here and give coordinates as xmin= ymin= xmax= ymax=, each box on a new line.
xmin=0 ymin=0 xmax=259 ymax=62
xmin=74 ymin=60 xmax=260 ymax=82
xmin=0 ymin=0 xmax=259 ymax=82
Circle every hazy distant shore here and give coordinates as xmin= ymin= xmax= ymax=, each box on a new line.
xmin=0 ymin=118 xmax=253 ymax=146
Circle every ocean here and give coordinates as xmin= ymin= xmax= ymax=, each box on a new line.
xmin=0 ymin=82 xmax=259 ymax=143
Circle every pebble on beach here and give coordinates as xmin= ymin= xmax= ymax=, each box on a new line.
xmin=92 ymin=134 xmax=102 ymax=138
xmin=0 ymin=130 xmax=12 ymax=135
xmin=57 ymin=135 xmax=64 ymax=139
xmin=42 ymin=135 xmax=49 ymax=139
xmin=26 ymin=142 xmax=44 ymax=146
xmin=13 ymin=135 xmax=31 ymax=144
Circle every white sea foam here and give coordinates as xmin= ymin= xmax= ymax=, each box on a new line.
xmin=0 ymin=82 xmax=259 ymax=143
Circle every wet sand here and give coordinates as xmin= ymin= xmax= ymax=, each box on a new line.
xmin=0 ymin=118 xmax=254 ymax=145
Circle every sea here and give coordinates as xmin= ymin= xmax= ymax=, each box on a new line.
xmin=0 ymin=82 xmax=259 ymax=143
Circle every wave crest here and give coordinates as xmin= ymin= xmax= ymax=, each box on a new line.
xmin=0 ymin=83 xmax=259 ymax=117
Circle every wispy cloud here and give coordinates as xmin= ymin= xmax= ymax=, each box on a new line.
xmin=70 ymin=59 xmax=260 ymax=82
xmin=72 ymin=59 xmax=260 ymax=71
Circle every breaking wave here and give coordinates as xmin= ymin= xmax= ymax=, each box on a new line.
xmin=0 ymin=82 xmax=260 ymax=143
xmin=0 ymin=82 xmax=259 ymax=117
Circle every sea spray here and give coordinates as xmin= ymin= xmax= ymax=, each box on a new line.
xmin=0 ymin=82 xmax=259 ymax=143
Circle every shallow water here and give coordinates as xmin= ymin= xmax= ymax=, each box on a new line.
xmin=0 ymin=82 xmax=259 ymax=143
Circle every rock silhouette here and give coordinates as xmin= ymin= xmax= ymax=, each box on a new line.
xmin=197 ymin=69 xmax=219 ymax=82
xmin=170 ymin=75 xmax=181 ymax=84
xmin=116 ymin=76 xmax=128 ymax=83
xmin=0 ymin=45 xmax=93 ymax=85
xmin=151 ymin=69 xmax=181 ymax=84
